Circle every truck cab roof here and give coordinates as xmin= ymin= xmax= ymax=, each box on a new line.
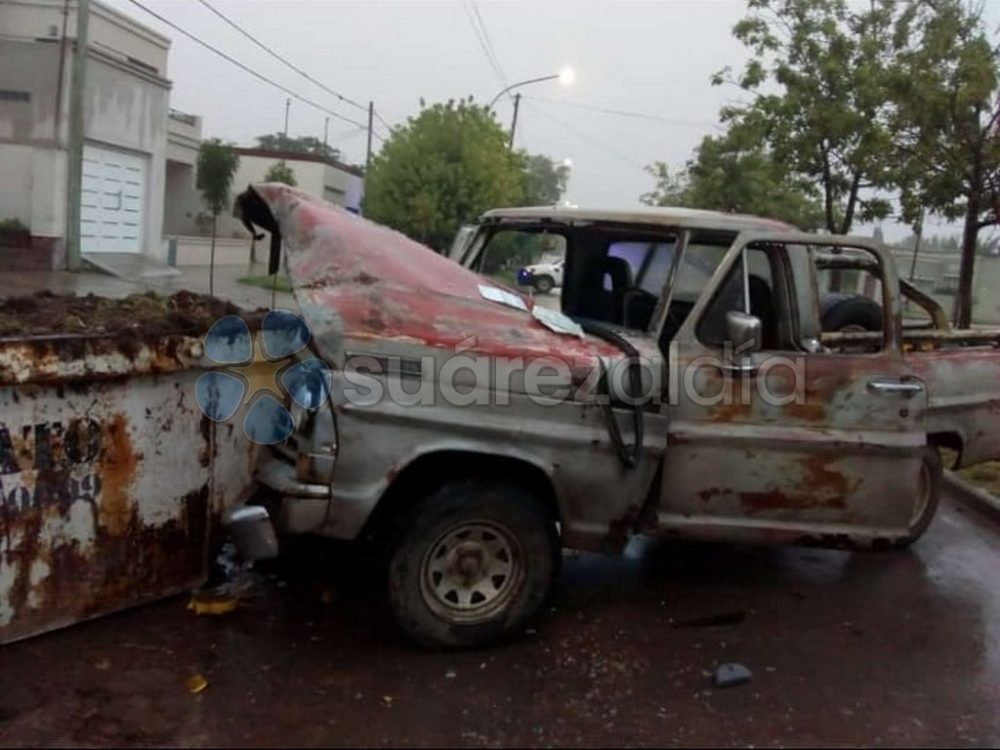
xmin=479 ymin=205 xmax=796 ymax=234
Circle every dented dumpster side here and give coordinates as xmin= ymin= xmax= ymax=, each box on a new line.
xmin=0 ymin=334 xmax=255 ymax=645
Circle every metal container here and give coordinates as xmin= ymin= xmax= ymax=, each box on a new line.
xmin=0 ymin=332 xmax=255 ymax=645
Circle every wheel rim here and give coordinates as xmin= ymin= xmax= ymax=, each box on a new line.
xmin=419 ymin=521 xmax=524 ymax=624
xmin=909 ymin=459 xmax=932 ymax=529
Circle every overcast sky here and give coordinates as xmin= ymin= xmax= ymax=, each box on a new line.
xmin=106 ymin=0 xmax=1000 ymax=241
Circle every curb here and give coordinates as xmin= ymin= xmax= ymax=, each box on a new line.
xmin=942 ymin=471 xmax=1000 ymax=523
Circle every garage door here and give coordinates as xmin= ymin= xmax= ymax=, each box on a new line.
xmin=81 ymin=144 xmax=145 ymax=253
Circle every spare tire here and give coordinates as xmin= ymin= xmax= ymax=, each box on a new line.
xmin=820 ymin=293 xmax=883 ymax=333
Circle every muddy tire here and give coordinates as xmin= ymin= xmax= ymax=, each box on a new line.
xmin=820 ymin=293 xmax=883 ymax=333
xmin=387 ymin=481 xmax=556 ymax=649
xmin=896 ymin=447 xmax=942 ymax=548
xmin=534 ymin=275 xmax=555 ymax=295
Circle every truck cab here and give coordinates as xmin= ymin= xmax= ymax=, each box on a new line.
xmin=239 ymin=188 xmax=1000 ymax=648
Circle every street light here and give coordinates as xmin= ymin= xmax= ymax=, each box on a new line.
xmin=489 ymin=66 xmax=575 ymax=150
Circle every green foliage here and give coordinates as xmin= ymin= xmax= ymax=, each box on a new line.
xmin=718 ymin=0 xmax=900 ymax=233
xmin=888 ymin=0 xmax=999 ymax=325
xmin=256 ymin=133 xmax=341 ymax=161
xmin=641 ymin=125 xmax=824 ymax=229
xmin=363 ymin=98 xmax=525 ymax=251
xmin=196 ymin=139 xmax=240 ymax=218
xmin=0 ymin=218 xmax=28 ymax=233
xmin=519 ymin=154 xmax=570 ymax=206
xmin=264 ymin=160 xmax=297 ymax=187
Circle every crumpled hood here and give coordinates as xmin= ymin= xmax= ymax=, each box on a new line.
xmin=235 ymin=184 xmax=626 ymax=371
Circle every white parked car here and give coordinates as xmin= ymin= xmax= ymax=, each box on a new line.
xmin=517 ymin=258 xmax=564 ymax=294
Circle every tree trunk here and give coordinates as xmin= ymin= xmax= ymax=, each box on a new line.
xmin=839 ymin=171 xmax=862 ymax=235
xmin=955 ymin=193 xmax=980 ymax=328
xmin=209 ymin=212 xmax=217 ymax=297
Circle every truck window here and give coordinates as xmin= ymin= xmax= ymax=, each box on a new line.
xmin=809 ymin=246 xmax=887 ymax=352
xmin=696 ymin=246 xmax=782 ymax=349
xmin=477 ymin=229 xmax=568 ymax=287
xmin=658 ymin=233 xmax=734 ymax=351
xmin=566 ymin=234 xmax=677 ymax=330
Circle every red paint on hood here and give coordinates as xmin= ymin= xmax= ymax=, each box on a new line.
xmin=249 ymin=183 xmax=622 ymax=364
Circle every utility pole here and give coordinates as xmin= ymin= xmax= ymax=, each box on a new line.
xmin=323 ymin=117 xmax=329 ymax=154
xmin=366 ymin=101 xmax=374 ymax=172
xmin=508 ymin=93 xmax=521 ymax=152
xmin=283 ymin=97 xmax=291 ymax=139
xmin=65 ymin=0 xmax=90 ymax=271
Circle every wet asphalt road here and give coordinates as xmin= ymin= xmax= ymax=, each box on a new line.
xmin=1 ymin=492 xmax=998 ymax=748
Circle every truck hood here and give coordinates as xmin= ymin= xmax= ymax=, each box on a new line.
xmin=234 ymin=184 xmax=632 ymax=373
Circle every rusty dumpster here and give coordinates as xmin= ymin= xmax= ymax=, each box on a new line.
xmin=0 ymin=328 xmax=256 ymax=645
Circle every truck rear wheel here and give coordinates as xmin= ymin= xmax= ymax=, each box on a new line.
xmin=896 ymin=447 xmax=942 ymax=548
xmin=387 ymin=481 xmax=556 ymax=648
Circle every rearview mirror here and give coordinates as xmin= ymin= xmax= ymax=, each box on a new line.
xmin=726 ymin=310 xmax=762 ymax=355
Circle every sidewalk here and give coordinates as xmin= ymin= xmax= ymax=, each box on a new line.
xmin=0 ymin=264 xmax=296 ymax=311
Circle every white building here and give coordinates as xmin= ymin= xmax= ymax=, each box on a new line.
xmin=0 ymin=0 xmax=171 ymax=270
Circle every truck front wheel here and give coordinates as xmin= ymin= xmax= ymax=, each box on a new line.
xmin=387 ymin=481 xmax=557 ymax=648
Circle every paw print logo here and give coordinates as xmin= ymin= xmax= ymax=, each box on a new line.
xmin=196 ymin=310 xmax=332 ymax=444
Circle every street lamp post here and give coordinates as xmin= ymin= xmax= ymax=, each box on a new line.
xmin=489 ymin=66 xmax=574 ymax=151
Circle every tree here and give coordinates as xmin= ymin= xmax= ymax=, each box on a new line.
xmin=520 ymin=154 xmax=570 ymax=206
xmin=363 ymin=98 xmax=525 ymax=251
xmin=716 ymin=0 xmax=900 ymax=235
xmin=255 ymin=133 xmax=341 ymax=161
xmin=641 ymin=126 xmax=824 ymax=229
xmin=890 ymin=0 xmax=1000 ymax=327
xmin=264 ymin=160 xmax=297 ymax=186
xmin=196 ymin=139 xmax=239 ymax=295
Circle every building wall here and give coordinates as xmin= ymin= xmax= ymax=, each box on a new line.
xmin=163 ymin=161 xmax=202 ymax=236
xmin=83 ymin=48 xmax=170 ymax=257
xmin=0 ymin=0 xmax=169 ymax=74
xmin=0 ymin=0 xmax=170 ymax=264
xmin=215 ymin=153 xmax=363 ymax=238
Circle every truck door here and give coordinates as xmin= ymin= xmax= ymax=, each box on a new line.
xmin=658 ymin=232 xmax=930 ymax=547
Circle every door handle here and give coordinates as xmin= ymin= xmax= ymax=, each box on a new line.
xmin=867 ymin=377 xmax=924 ymax=396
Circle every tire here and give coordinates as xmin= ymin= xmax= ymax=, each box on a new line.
xmin=895 ymin=447 xmax=942 ymax=548
xmin=534 ymin=275 xmax=555 ymax=295
xmin=387 ymin=480 xmax=557 ymax=649
xmin=820 ymin=293 xmax=883 ymax=333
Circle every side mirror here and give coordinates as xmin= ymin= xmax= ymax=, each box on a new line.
xmin=726 ymin=310 xmax=762 ymax=355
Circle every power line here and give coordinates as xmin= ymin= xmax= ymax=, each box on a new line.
xmin=195 ymin=0 xmax=368 ymax=113
xmin=469 ymin=1 xmax=509 ymax=92
xmin=461 ymin=1 xmax=510 ymax=102
xmin=522 ymin=100 xmax=648 ymax=171
xmin=374 ymin=110 xmax=395 ymax=133
xmin=524 ymin=95 xmax=717 ymax=129
xmin=123 ymin=0 xmax=371 ymax=132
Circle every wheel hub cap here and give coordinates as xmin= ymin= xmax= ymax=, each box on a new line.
xmin=420 ymin=522 xmax=522 ymax=623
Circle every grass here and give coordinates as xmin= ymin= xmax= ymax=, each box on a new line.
xmin=957 ymin=460 xmax=1000 ymax=497
xmin=237 ymin=274 xmax=293 ymax=293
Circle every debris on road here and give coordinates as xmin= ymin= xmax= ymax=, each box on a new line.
xmin=713 ymin=663 xmax=753 ymax=688
xmin=186 ymin=674 xmax=209 ymax=695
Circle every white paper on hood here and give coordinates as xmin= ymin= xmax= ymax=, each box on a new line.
xmin=478 ymin=284 xmax=529 ymax=312
xmin=532 ymin=304 xmax=585 ymax=339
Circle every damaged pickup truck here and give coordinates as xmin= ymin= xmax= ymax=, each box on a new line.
xmin=234 ymin=186 xmax=1000 ymax=647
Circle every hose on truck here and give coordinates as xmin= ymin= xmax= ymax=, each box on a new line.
xmin=579 ymin=320 xmax=645 ymax=469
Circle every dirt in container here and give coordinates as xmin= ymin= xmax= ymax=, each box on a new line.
xmin=0 ymin=290 xmax=261 ymax=339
